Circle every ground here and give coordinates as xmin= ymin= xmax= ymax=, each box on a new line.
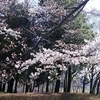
xmin=0 ymin=93 xmax=100 ymax=100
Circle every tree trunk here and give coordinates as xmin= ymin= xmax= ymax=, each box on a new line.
xmin=92 ymin=78 xmax=99 ymax=95
xmin=2 ymin=83 xmax=5 ymax=92
xmin=96 ymin=79 xmax=100 ymax=95
xmin=14 ymin=73 xmax=18 ymax=93
xmin=25 ymin=82 xmax=29 ymax=93
xmin=7 ymin=78 xmax=14 ymax=93
xmin=29 ymin=84 xmax=33 ymax=92
xmin=42 ymin=83 xmax=44 ymax=93
xmin=52 ymin=81 xmax=55 ymax=93
xmin=32 ymin=83 xmax=34 ymax=92
xmin=91 ymin=72 xmax=100 ymax=95
xmin=67 ymin=66 xmax=71 ymax=92
xmin=25 ymin=66 xmax=31 ymax=93
xmin=0 ymin=82 xmax=1 ymax=91
xmin=90 ymin=66 xmax=94 ymax=94
xmin=46 ymin=78 xmax=49 ymax=92
xmin=55 ymin=79 xmax=60 ymax=93
xmin=64 ymin=71 xmax=68 ymax=92
xmin=46 ymin=72 xmax=49 ymax=92
xmin=25 ymin=78 xmax=30 ymax=93
xmin=82 ymin=76 xmax=86 ymax=93
xmin=23 ymin=83 xmax=25 ymax=93
xmin=38 ymin=85 xmax=40 ymax=93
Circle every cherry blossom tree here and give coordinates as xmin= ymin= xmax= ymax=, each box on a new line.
xmin=0 ymin=0 xmax=93 ymax=93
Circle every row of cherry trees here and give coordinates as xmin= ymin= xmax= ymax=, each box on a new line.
xmin=0 ymin=0 xmax=100 ymax=94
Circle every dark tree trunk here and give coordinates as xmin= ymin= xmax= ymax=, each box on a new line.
xmin=55 ymin=79 xmax=60 ymax=93
xmin=29 ymin=84 xmax=33 ymax=92
xmin=90 ymin=66 xmax=94 ymax=94
xmin=82 ymin=76 xmax=86 ymax=93
xmin=2 ymin=83 xmax=5 ymax=92
xmin=23 ymin=83 xmax=25 ymax=93
xmin=90 ymin=78 xmax=93 ymax=94
xmin=46 ymin=72 xmax=49 ymax=92
xmin=64 ymin=71 xmax=68 ymax=92
xmin=92 ymin=79 xmax=98 ymax=95
xmin=67 ymin=66 xmax=71 ymax=92
xmin=25 ymin=81 xmax=29 ymax=93
xmin=7 ymin=78 xmax=14 ymax=93
xmin=25 ymin=66 xmax=31 ymax=93
xmin=97 ymin=79 xmax=100 ymax=95
xmin=52 ymin=81 xmax=55 ymax=93
xmin=32 ymin=83 xmax=34 ymax=92
xmin=42 ymin=83 xmax=44 ymax=93
xmin=38 ymin=85 xmax=40 ymax=93
xmin=46 ymin=77 xmax=49 ymax=92
xmin=0 ymin=82 xmax=1 ymax=91
xmin=14 ymin=73 xmax=18 ymax=93
xmin=91 ymin=72 xmax=100 ymax=95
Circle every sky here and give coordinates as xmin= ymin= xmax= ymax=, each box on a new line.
xmin=84 ymin=0 xmax=100 ymax=11
xmin=83 ymin=0 xmax=100 ymax=33
xmin=18 ymin=0 xmax=39 ymax=5
xmin=18 ymin=0 xmax=100 ymax=11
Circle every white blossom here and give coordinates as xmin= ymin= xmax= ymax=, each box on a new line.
xmin=6 ymin=57 xmax=9 ymax=61
xmin=48 ymin=76 xmax=51 ymax=79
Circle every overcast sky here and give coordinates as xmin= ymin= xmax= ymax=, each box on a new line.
xmin=84 ymin=0 xmax=100 ymax=11
xmin=19 ymin=0 xmax=100 ymax=11
xmin=31 ymin=0 xmax=100 ymax=11
xmin=84 ymin=0 xmax=100 ymax=33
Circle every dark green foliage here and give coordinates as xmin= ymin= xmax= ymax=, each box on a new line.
xmin=6 ymin=16 xmax=30 ymax=29
xmin=63 ymin=13 xmax=94 ymax=44
xmin=34 ymin=72 xmax=47 ymax=87
xmin=39 ymin=0 xmax=44 ymax=5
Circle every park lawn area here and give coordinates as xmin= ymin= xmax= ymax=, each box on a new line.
xmin=0 ymin=93 xmax=100 ymax=100
xmin=89 ymin=96 xmax=100 ymax=100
